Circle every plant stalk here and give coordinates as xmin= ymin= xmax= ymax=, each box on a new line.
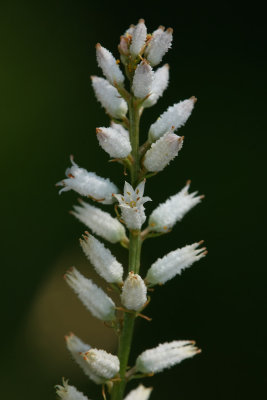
xmin=111 ymin=96 xmax=141 ymax=400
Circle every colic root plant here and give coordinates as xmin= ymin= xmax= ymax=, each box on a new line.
xmin=55 ymin=19 xmax=207 ymax=400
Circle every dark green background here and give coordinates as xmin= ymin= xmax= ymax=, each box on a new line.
xmin=1 ymin=1 xmax=266 ymax=399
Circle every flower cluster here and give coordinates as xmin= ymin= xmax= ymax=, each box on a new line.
xmin=56 ymin=19 xmax=206 ymax=400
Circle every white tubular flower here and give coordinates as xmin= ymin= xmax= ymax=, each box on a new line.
xmin=132 ymin=61 xmax=154 ymax=99
xmin=65 ymin=333 xmax=100 ymax=383
xmin=56 ymin=379 xmax=90 ymax=400
xmin=145 ymin=27 xmax=173 ymax=66
xmin=121 ymin=272 xmax=147 ymax=311
xmin=146 ymin=242 xmax=207 ymax=285
xmin=91 ymin=76 xmax=128 ymax=119
xmin=130 ymin=19 xmax=147 ymax=57
xmin=82 ymin=348 xmax=120 ymax=382
xmin=65 ymin=267 xmax=115 ymax=321
xmin=143 ymin=64 xmax=169 ymax=108
xmin=96 ymin=43 xmax=124 ymax=86
xmin=57 ymin=158 xmax=118 ymax=204
xmin=124 ymin=385 xmax=152 ymax=400
xmin=143 ymin=132 xmax=183 ymax=172
xmin=149 ymin=181 xmax=203 ymax=232
xmin=72 ymin=201 xmax=127 ymax=244
xmin=148 ymin=97 xmax=196 ymax=142
xmin=80 ymin=232 xmax=123 ymax=284
xmin=136 ymin=340 xmax=200 ymax=374
xmin=113 ymin=180 xmax=151 ymax=230
xmin=96 ymin=126 xmax=132 ymax=159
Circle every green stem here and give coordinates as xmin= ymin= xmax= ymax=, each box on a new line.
xmin=111 ymin=96 xmax=142 ymax=400
xmin=128 ymin=97 xmax=140 ymax=187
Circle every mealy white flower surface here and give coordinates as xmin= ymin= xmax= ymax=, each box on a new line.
xmin=145 ymin=26 xmax=173 ymax=66
xmin=143 ymin=131 xmax=183 ymax=172
xmin=136 ymin=340 xmax=200 ymax=373
xmin=96 ymin=43 xmax=125 ymax=86
xmin=65 ymin=333 xmax=100 ymax=383
xmin=65 ymin=267 xmax=115 ymax=321
xmin=82 ymin=348 xmax=120 ymax=381
xmin=91 ymin=76 xmax=128 ymax=119
xmin=132 ymin=61 xmax=154 ymax=99
xmin=113 ymin=180 xmax=151 ymax=230
xmin=124 ymin=384 xmax=152 ymax=400
xmin=57 ymin=158 xmax=118 ymax=204
xmin=72 ymin=200 xmax=127 ymax=243
xmin=130 ymin=19 xmax=147 ymax=57
xmin=146 ymin=242 xmax=207 ymax=285
xmin=149 ymin=181 xmax=203 ymax=232
xmin=56 ymin=379 xmax=90 ymax=400
xmin=96 ymin=126 xmax=132 ymax=158
xmin=80 ymin=232 xmax=123 ymax=283
xmin=121 ymin=272 xmax=147 ymax=311
xmin=143 ymin=64 xmax=169 ymax=108
xmin=148 ymin=97 xmax=196 ymax=142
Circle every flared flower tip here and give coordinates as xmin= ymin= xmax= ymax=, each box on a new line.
xmin=113 ymin=180 xmax=151 ymax=230
xmin=136 ymin=340 xmax=201 ymax=374
xmin=121 ymin=271 xmax=147 ymax=311
xmin=56 ymin=379 xmax=89 ymax=400
xmin=56 ymin=157 xmax=118 ymax=204
xmin=124 ymin=384 xmax=153 ymax=400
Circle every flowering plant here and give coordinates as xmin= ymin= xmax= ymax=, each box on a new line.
xmin=56 ymin=19 xmax=206 ymax=400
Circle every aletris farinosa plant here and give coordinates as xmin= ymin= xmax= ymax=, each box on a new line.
xmin=56 ymin=19 xmax=207 ymax=400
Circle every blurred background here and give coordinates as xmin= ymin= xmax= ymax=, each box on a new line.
xmin=1 ymin=1 xmax=266 ymax=399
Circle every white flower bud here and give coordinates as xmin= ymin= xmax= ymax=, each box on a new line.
xmin=80 ymin=233 xmax=123 ymax=283
xmin=96 ymin=43 xmax=124 ymax=86
xmin=125 ymin=24 xmax=135 ymax=36
xmin=56 ymin=157 xmax=118 ymax=204
xmin=56 ymin=379 xmax=90 ymax=400
xmin=121 ymin=272 xmax=147 ymax=311
xmin=65 ymin=333 xmax=100 ymax=383
xmin=82 ymin=348 xmax=120 ymax=382
xmin=143 ymin=64 xmax=169 ymax=108
xmin=130 ymin=19 xmax=147 ymax=57
xmin=145 ymin=27 xmax=173 ymax=66
xmin=148 ymin=97 xmax=196 ymax=142
xmin=96 ymin=126 xmax=132 ymax=159
xmin=65 ymin=267 xmax=115 ymax=321
xmin=91 ymin=76 xmax=128 ymax=119
xmin=124 ymin=385 xmax=152 ymax=400
xmin=143 ymin=132 xmax=183 ymax=172
xmin=136 ymin=340 xmax=200 ymax=374
xmin=146 ymin=242 xmax=207 ymax=285
xmin=132 ymin=61 xmax=154 ymax=99
xmin=72 ymin=200 xmax=127 ymax=243
xmin=113 ymin=181 xmax=151 ymax=230
xmin=149 ymin=181 xmax=203 ymax=232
